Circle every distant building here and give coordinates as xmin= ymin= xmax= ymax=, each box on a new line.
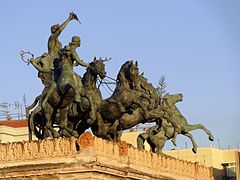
xmin=164 ymin=148 xmax=240 ymax=180
xmin=0 ymin=119 xmax=30 ymax=143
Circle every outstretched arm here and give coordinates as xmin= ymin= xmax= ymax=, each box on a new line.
xmin=72 ymin=50 xmax=89 ymax=67
xmin=30 ymin=57 xmax=51 ymax=73
xmin=53 ymin=12 xmax=77 ymax=38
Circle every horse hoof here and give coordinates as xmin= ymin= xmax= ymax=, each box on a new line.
xmin=209 ymin=135 xmax=214 ymax=141
xmin=60 ymin=130 xmax=71 ymax=138
xmin=72 ymin=131 xmax=79 ymax=138
xmin=192 ymin=147 xmax=197 ymax=154
xmin=44 ymin=129 xmax=53 ymax=138
xmin=53 ymin=131 xmax=60 ymax=138
xmin=87 ymin=118 xmax=95 ymax=125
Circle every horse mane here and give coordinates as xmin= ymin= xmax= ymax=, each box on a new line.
xmin=116 ymin=60 xmax=157 ymax=96
xmin=116 ymin=61 xmax=133 ymax=81
xmin=82 ymin=60 xmax=99 ymax=88
xmin=115 ymin=60 xmax=134 ymax=89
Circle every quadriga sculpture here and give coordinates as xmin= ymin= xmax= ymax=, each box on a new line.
xmin=23 ymin=13 xmax=213 ymax=154
xmin=137 ymin=93 xmax=214 ymax=154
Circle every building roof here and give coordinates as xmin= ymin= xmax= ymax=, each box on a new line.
xmin=0 ymin=120 xmax=28 ymax=128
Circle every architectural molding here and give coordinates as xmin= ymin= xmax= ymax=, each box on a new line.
xmin=0 ymin=132 xmax=213 ymax=179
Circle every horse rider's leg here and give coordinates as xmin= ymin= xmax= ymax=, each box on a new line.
xmin=182 ymin=124 xmax=214 ymax=141
xmin=170 ymin=123 xmax=181 ymax=147
xmin=59 ymin=107 xmax=78 ymax=138
xmin=183 ymin=132 xmax=198 ymax=153
xmin=137 ymin=133 xmax=148 ymax=150
xmin=162 ymin=115 xmax=181 ymax=146
xmin=41 ymin=83 xmax=57 ymax=110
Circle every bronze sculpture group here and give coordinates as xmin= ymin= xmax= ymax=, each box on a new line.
xmin=22 ymin=13 xmax=214 ymax=154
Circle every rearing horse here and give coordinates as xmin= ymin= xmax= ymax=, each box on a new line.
xmin=89 ymin=60 xmax=169 ymax=141
xmin=137 ymin=93 xmax=214 ymax=154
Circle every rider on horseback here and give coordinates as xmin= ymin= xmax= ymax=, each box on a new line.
xmin=160 ymin=93 xmax=181 ymax=146
xmin=30 ymin=12 xmax=79 ymax=108
xmin=56 ymin=36 xmax=97 ymax=124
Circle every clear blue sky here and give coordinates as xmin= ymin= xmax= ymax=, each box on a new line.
xmin=0 ymin=1 xmax=239 ymax=150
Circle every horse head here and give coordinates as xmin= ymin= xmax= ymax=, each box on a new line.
xmin=116 ymin=60 xmax=140 ymax=90
xmin=126 ymin=61 xmax=139 ymax=83
xmin=88 ymin=57 xmax=106 ymax=79
xmin=162 ymin=93 xmax=183 ymax=107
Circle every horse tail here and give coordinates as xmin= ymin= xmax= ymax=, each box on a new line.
xmin=137 ymin=132 xmax=148 ymax=150
xmin=27 ymin=94 xmax=42 ymax=110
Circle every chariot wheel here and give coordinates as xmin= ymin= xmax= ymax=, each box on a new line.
xmin=28 ymin=111 xmax=45 ymax=140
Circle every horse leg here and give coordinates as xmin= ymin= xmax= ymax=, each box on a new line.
xmin=147 ymin=139 xmax=156 ymax=153
xmin=95 ymin=112 xmax=104 ymax=137
xmin=155 ymin=138 xmax=167 ymax=155
xmin=115 ymin=122 xmax=123 ymax=142
xmin=84 ymin=93 xmax=97 ymax=125
xmin=43 ymin=104 xmax=60 ymax=138
xmin=182 ymin=124 xmax=214 ymax=141
xmin=110 ymin=120 xmax=121 ymax=142
xmin=183 ymin=132 xmax=198 ymax=153
xmin=151 ymin=130 xmax=167 ymax=155
xmin=41 ymin=83 xmax=57 ymax=110
xmin=137 ymin=133 xmax=148 ymax=150
xmin=132 ymin=99 xmax=150 ymax=120
xmin=59 ymin=107 xmax=79 ymax=138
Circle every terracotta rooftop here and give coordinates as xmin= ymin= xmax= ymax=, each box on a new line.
xmin=0 ymin=120 xmax=28 ymax=128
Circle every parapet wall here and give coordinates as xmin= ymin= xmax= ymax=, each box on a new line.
xmin=0 ymin=132 xmax=213 ymax=179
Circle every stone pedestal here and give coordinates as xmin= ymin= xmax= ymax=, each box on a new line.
xmin=0 ymin=132 xmax=213 ymax=179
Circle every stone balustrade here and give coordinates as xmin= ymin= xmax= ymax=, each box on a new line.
xmin=0 ymin=132 xmax=213 ymax=179
xmin=0 ymin=138 xmax=76 ymax=163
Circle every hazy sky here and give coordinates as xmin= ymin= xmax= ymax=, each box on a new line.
xmin=0 ymin=1 xmax=239 ymax=150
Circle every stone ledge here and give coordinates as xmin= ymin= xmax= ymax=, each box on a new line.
xmin=0 ymin=132 xmax=213 ymax=180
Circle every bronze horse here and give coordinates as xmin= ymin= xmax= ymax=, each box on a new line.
xmin=86 ymin=60 xmax=169 ymax=141
xmin=137 ymin=93 xmax=214 ymax=154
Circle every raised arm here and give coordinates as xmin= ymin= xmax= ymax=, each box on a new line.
xmin=53 ymin=12 xmax=77 ymax=37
